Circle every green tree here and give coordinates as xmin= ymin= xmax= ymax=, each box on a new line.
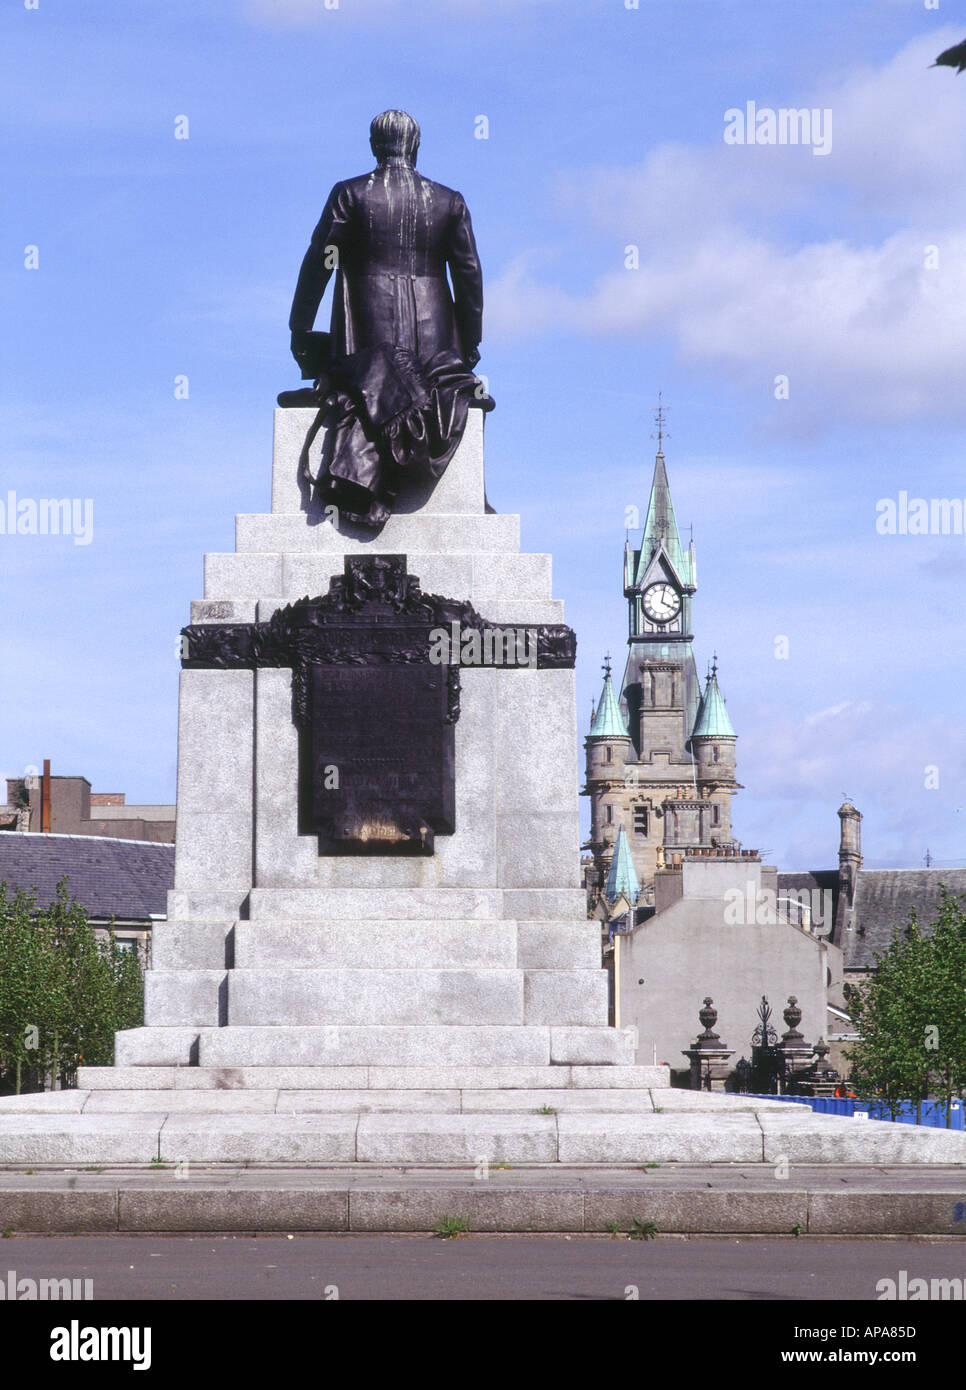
xmin=0 ymin=886 xmax=50 ymax=1093
xmin=920 ymin=890 xmax=966 ymax=1127
xmin=0 ymin=880 xmax=144 ymax=1092
xmin=846 ymin=914 xmax=934 ymax=1120
xmin=846 ymin=888 xmax=966 ymax=1128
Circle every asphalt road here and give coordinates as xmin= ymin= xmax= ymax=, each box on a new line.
xmin=0 ymin=1233 xmax=962 ymax=1301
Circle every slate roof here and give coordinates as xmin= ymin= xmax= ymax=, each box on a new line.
xmin=777 ymin=870 xmax=840 ymax=935
xmin=844 ymin=869 xmax=966 ymax=971
xmin=0 ymin=833 xmax=174 ymax=921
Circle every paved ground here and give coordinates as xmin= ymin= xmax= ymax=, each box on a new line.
xmin=0 ymin=1232 xmax=965 ymax=1300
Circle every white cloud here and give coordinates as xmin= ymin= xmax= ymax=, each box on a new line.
xmin=486 ymin=27 xmax=966 ymax=426
xmin=735 ymin=697 xmax=966 ymax=868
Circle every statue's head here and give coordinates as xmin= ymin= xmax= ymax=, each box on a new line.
xmin=370 ymin=110 xmax=420 ymax=165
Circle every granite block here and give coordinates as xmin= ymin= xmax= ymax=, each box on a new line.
xmin=227 ymin=968 xmax=525 ymax=1027
xmin=356 ymin=1113 xmax=557 ymax=1164
xmin=144 ymin=971 xmax=226 ymax=1028
xmin=232 ymin=920 xmax=517 ymax=970
xmin=523 ymin=970 xmax=610 ymax=1026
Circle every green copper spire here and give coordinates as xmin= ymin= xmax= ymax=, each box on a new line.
xmin=691 ymin=658 xmax=735 ymax=738
xmin=634 ymin=450 xmax=695 ymax=589
xmin=604 ymin=824 xmax=640 ymax=906
xmin=590 ymin=656 xmax=630 ymax=738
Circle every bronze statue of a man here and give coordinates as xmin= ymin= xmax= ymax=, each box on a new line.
xmin=286 ymin=110 xmax=492 ymax=527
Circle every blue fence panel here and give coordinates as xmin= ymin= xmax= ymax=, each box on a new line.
xmin=747 ymin=1094 xmax=965 ymax=1130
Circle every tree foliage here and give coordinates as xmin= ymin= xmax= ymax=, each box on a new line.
xmin=846 ymin=887 xmax=966 ymax=1127
xmin=0 ymin=879 xmax=144 ymax=1092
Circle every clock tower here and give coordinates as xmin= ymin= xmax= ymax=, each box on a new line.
xmin=583 ymin=410 xmax=741 ymax=899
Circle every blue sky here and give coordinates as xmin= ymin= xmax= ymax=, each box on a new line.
xmin=3 ymin=0 xmax=966 ymax=871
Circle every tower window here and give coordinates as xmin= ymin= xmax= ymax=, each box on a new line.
xmin=606 ymin=805 xmax=613 ymax=823
xmin=605 ymin=746 xmax=612 ymax=763
xmin=713 ymin=746 xmax=719 ymax=763
xmin=634 ymin=807 xmax=648 ymax=836
xmin=713 ymin=804 xmax=720 ymax=825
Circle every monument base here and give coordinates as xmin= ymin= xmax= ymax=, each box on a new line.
xmin=2 ymin=413 xmax=963 ymax=1171
xmin=2 ymin=1083 xmax=966 ymax=1168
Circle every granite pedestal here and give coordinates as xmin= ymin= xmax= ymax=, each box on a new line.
xmin=2 ymin=410 xmax=964 ymax=1177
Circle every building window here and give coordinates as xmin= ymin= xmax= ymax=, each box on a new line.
xmin=606 ymin=804 xmax=613 ymax=823
xmin=713 ymin=745 xmax=719 ymax=763
xmin=712 ymin=804 xmax=720 ymax=825
xmin=116 ymin=939 xmax=137 ymax=954
xmin=633 ymin=807 xmax=648 ymax=836
xmin=605 ymin=746 xmax=612 ymax=763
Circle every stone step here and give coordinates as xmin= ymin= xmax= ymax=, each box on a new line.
xmin=150 ymin=917 xmax=537 ymax=974
xmin=78 ymin=1064 xmax=670 ymax=1091
xmin=113 ymin=1028 xmax=202 ymax=1067
xmin=144 ymin=972 xmax=225 ymax=1028
xmin=231 ymin=919 xmax=519 ymax=969
xmin=2 ymin=1088 xmax=680 ymax=1116
xmin=228 ymin=968 xmax=525 ymax=1027
xmin=224 ymin=968 xmax=608 ymax=1028
xmin=143 ymin=969 xmax=609 ymax=1029
xmin=226 ymin=920 xmax=601 ymax=971
xmin=113 ymin=1025 xmax=636 ymax=1069
xmin=186 ymin=1025 xmax=634 ymax=1069
xmin=3 ymin=1097 xmax=966 ymax=1166
xmin=146 ymin=920 xmax=605 ymax=1012
xmin=151 ymin=922 xmax=233 ymax=971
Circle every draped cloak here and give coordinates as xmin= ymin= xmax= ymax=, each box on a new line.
xmin=289 ymin=159 xmax=486 ymax=525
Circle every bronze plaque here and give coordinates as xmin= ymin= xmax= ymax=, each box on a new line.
xmin=303 ymin=661 xmax=454 ymax=854
xmin=179 ymin=555 xmax=576 ymax=857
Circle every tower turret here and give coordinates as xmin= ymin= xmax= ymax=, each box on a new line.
xmin=582 ymin=657 xmax=632 ymax=895
xmin=686 ymin=658 xmax=739 ymax=845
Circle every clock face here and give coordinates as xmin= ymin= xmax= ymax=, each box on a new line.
xmin=642 ymin=582 xmax=681 ymax=623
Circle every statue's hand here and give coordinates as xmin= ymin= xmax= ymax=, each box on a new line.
xmin=465 ymin=345 xmax=481 ymax=369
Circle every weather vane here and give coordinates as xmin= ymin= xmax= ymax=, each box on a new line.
xmin=651 ymin=390 xmax=670 ymax=452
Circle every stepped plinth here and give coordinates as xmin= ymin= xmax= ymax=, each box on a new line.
xmin=2 ymin=410 xmax=965 ymax=1174
xmin=132 ymin=409 xmax=633 ymax=1082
